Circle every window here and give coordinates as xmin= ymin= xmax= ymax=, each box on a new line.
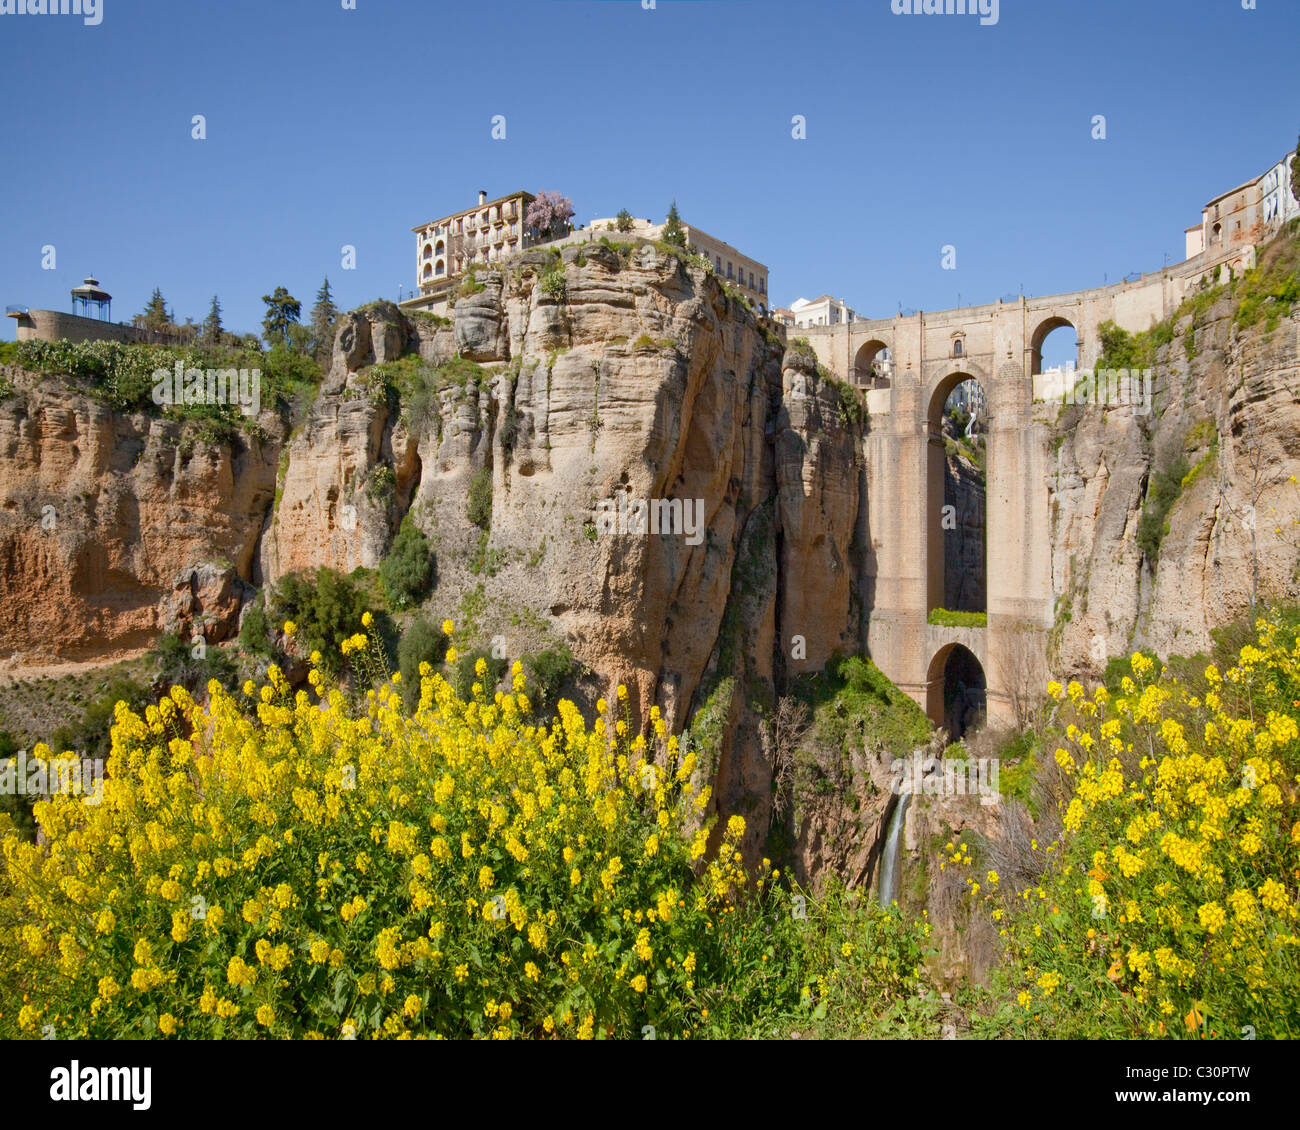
xmin=727 ymin=263 xmax=733 ymax=279
xmin=759 ymin=278 xmax=766 ymax=295
xmin=749 ymin=272 xmax=755 ymax=289
xmin=953 ymin=339 xmax=963 ymax=357
xmin=716 ymin=256 xmax=722 ymax=271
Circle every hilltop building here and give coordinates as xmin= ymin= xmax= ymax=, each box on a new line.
xmin=403 ymin=192 xmax=769 ymax=317
xmin=1184 ymin=150 xmax=1300 ymax=262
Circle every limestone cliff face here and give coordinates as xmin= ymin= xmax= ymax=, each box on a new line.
xmin=257 ymin=244 xmax=862 ymax=857
xmin=0 ymin=367 xmax=281 ymax=664
xmin=1047 ymin=304 xmax=1300 ymax=674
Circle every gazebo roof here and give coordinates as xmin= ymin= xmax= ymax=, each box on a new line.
xmin=70 ymin=276 xmax=111 ymax=302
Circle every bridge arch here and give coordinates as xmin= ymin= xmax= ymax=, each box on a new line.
xmin=926 ymin=369 xmax=987 ymax=616
xmin=852 ymin=338 xmax=892 ymax=388
xmin=925 ymin=642 xmax=987 ymax=739
xmin=1029 ymin=314 xmax=1079 ymax=377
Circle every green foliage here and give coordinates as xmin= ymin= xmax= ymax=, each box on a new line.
xmin=9 ymin=338 xmax=320 ymax=425
xmin=663 ymin=200 xmax=686 ymax=248
xmin=927 ymin=608 xmax=988 ymax=628
xmin=1137 ymin=454 xmax=1190 ymax=564
xmin=47 ymin=678 xmax=149 ymax=761
xmin=396 ymin=616 xmax=447 ymax=710
xmin=615 ymin=208 xmax=634 ymax=233
xmin=365 ymin=464 xmax=396 ymax=504
xmin=448 ymin=648 xmax=507 ymax=701
xmin=1232 ymin=224 xmax=1300 ymax=331
xmin=795 ymin=656 xmax=934 ymax=761
xmin=524 ymin=645 xmax=575 ymax=715
xmin=238 ymin=595 xmax=274 ymax=656
xmin=270 ymin=568 xmax=370 ymax=672
xmin=467 ymin=467 xmax=493 ymax=531
xmin=261 ymin=286 xmax=302 ymax=347
xmin=148 ymin=633 xmax=239 ymax=697
xmin=539 ymin=267 xmax=566 ymax=299
xmin=380 ymin=518 xmax=434 ymax=610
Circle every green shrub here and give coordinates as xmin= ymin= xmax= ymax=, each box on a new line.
xmin=524 ymin=645 xmax=575 ymax=715
xmin=396 ymin=616 xmax=447 ymax=710
xmin=238 ymin=595 xmax=273 ymax=656
xmin=448 ymin=648 xmax=506 ymax=701
xmin=467 ymin=468 xmax=493 ymax=531
xmin=380 ymin=518 xmax=434 ymax=610
xmin=270 ymin=568 xmax=370 ymax=672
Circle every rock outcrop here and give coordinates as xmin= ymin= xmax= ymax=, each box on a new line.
xmin=1046 ymin=300 xmax=1300 ymax=674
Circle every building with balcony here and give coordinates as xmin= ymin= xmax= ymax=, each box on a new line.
xmin=409 ymin=189 xmax=537 ymax=309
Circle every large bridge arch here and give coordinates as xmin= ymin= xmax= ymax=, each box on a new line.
xmin=926 ymin=368 xmax=988 ymax=615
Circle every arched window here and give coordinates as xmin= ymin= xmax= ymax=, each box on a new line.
xmin=953 ymin=339 xmax=963 ymax=357
xmin=435 ymin=260 xmax=445 ymax=276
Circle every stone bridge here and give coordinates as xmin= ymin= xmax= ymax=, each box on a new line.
xmin=801 ymin=250 xmax=1240 ymax=731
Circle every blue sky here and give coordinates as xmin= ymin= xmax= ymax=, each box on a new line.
xmin=2 ymin=0 xmax=1297 ymax=369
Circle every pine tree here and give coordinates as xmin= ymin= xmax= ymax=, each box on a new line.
xmin=139 ymin=288 xmax=171 ymax=332
xmin=203 ymin=296 xmax=223 ymax=345
xmin=663 ymin=200 xmax=686 ymax=248
xmin=309 ymin=277 xmax=338 ymax=363
xmin=261 ymin=287 xmax=302 ymax=347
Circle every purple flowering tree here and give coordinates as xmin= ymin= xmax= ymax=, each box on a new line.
xmin=525 ymin=191 xmax=575 ymax=242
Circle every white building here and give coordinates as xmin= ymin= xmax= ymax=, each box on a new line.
xmin=788 ymin=295 xmax=857 ymax=328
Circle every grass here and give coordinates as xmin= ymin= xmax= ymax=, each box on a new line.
xmin=927 ymin=609 xmax=987 ymax=628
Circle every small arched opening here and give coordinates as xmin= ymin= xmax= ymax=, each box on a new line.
xmin=926 ymin=644 xmax=987 ymax=740
xmin=852 ymin=339 xmax=892 ymax=388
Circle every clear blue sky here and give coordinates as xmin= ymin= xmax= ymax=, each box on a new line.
xmin=2 ymin=0 xmax=1297 ymax=367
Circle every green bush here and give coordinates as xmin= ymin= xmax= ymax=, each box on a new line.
xmin=524 ymin=644 xmax=575 ymax=714
xmin=467 ymin=468 xmax=493 ymax=531
xmin=396 ymin=617 xmax=447 ymax=710
xmin=149 ymin=633 xmax=238 ymax=697
xmin=449 ymin=648 xmax=507 ymax=701
xmin=380 ymin=518 xmax=434 ymax=610
xmin=270 ymin=568 xmax=370 ymax=672
xmin=239 ymin=595 xmax=273 ymax=655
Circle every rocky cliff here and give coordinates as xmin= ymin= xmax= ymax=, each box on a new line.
xmin=0 ymin=241 xmax=864 ymax=862
xmin=1046 ymin=295 xmax=1300 ymax=674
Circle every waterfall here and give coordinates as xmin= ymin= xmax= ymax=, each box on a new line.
xmin=877 ymin=793 xmax=910 ymax=907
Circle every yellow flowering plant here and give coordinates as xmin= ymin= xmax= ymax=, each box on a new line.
xmin=0 ymin=621 xmax=931 ymax=1039
xmin=993 ymin=612 xmax=1300 ymax=1038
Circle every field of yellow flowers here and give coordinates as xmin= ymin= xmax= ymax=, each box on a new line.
xmin=992 ymin=612 xmax=1300 ymax=1039
xmin=0 ymin=620 xmax=931 ymax=1040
